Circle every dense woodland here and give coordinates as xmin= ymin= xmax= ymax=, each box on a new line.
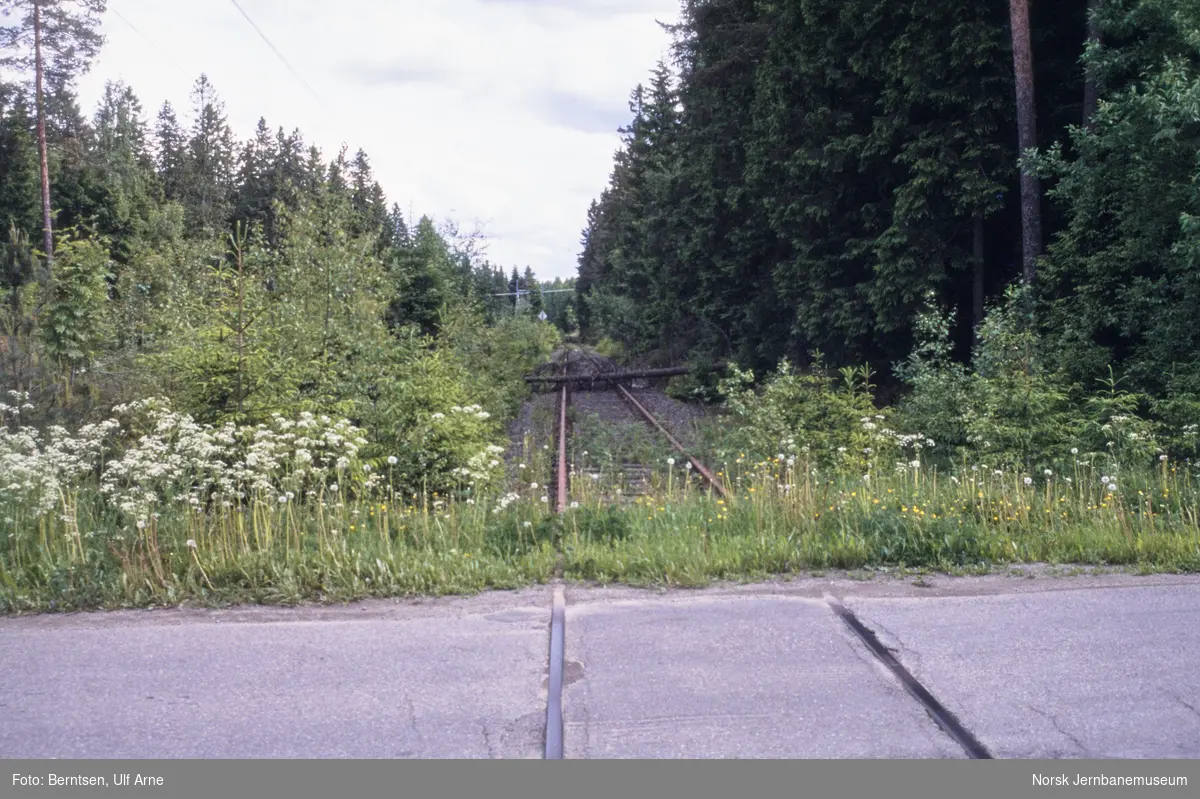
xmin=578 ymin=0 xmax=1200 ymax=417
xmin=0 ymin=1 xmax=581 ymax=492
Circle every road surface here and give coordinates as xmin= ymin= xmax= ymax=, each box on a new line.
xmin=2 ymin=571 xmax=1198 ymax=758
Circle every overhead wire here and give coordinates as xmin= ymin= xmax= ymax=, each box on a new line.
xmin=107 ymin=4 xmax=190 ymax=79
xmin=228 ymin=0 xmax=327 ymax=112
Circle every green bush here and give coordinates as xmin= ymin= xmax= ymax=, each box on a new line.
xmin=708 ymin=355 xmax=894 ymax=471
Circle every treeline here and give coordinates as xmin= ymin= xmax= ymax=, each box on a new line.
xmin=0 ymin=58 xmax=561 ymax=489
xmin=577 ymin=0 xmax=1200 ymax=405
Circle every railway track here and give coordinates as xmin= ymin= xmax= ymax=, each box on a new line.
xmin=537 ymin=345 xmax=726 ymax=514
xmin=534 ymin=349 xmax=994 ymax=762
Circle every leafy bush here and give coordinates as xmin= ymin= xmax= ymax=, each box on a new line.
xmin=708 ymin=355 xmax=911 ymax=472
xmin=897 ymin=285 xmax=1079 ymax=471
xmin=591 ymin=335 xmax=626 ymax=361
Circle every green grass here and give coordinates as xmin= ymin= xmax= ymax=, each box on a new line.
xmin=4 ymin=454 xmax=1200 ymax=613
xmin=0 ymin=494 xmax=558 ymax=613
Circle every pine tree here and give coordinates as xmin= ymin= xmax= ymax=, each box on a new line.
xmin=0 ymin=82 xmax=40 ymax=241
xmin=232 ymin=117 xmax=279 ymax=235
xmin=184 ymin=74 xmax=235 ymax=235
xmin=0 ymin=0 xmax=107 ymax=266
xmin=154 ymin=101 xmax=187 ymax=202
xmin=92 ymin=80 xmax=156 ymax=260
xmin=1009 ymin=0 xmax=1043 ymax=286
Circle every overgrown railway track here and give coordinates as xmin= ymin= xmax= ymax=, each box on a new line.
xmin=530 ymin=345 xmax=726 ymax=514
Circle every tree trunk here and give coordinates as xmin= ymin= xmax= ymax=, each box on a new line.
xmin=1009 ymin=0 xmax=1042 ymax=287
xmin=973 ymin=214 xmax=985 ymax=343
xmin=1083 ymin=0 xmax=1101 ymax=129
xmin=34 ymin=1 xmax=54 ymax=267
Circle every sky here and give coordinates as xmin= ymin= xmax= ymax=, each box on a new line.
xmin=72 ymin=0 xmax=682 ymax=281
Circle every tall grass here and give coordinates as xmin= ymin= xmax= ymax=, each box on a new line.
xmin=4 ymin=400 xmax=1200 ymax=612
xmin=558 ymin=453 xmax=1200 ymax=584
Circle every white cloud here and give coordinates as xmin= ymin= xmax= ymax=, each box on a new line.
xmin=75 ymin=0 xmax=680 ymax=280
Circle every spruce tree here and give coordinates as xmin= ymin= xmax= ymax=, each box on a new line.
xmin=184 ymin=74 xmax=235 ymax=236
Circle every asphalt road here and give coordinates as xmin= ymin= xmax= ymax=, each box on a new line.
xmin=2 ymin=572 xmax=1199 ymax=758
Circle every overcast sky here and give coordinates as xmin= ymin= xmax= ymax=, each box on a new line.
xmin=74 ymin=0 xmax=681 ymax=280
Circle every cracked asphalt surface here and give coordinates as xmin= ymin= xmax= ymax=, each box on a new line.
xmin=2 ymin=572 xmax=1199 ymax=758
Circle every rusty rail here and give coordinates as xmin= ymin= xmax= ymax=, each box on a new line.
xmin=614 ymin=384 xmax=728 ymax=500
xmin=554 ymin=382 xmax=569 ymax=514
xmin=548 ymin=345 xmax=727 ymax=508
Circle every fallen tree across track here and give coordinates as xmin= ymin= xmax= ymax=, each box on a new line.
xmin=526 ymin=366 xmax=693 ymax=385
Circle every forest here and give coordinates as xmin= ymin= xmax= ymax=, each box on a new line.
xmin=3 ymin=0 xmax=1200 ymax=611
xmin=579 ymin=0 xmax=1200 ymax=425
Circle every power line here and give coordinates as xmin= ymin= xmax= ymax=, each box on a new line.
xmin=108 ymin=5 xmax=190 ymax=79
xmin=229 ymin=0 xmax=326 ymax=111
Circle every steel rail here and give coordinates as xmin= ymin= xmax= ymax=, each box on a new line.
xmin=827 ymin=597 xmax=993 ymax=759
xmin=613 ymin=384 xmax=728 ymax=500
xmin=543 ymin=585 xmax=566 ymax=759
xmin=555 ymin=383 xmax=569 ymax=514
xmin=568 ymin=344 xmax=728 ymax=500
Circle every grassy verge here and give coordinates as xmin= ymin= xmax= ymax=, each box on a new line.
xmin=559 ymin=453 xmax=1200 ymax=583
xmin=0 ymin=494 xmax=559 ymax=613
xmin=4 ymin=452 xmax=1200 ymax=612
